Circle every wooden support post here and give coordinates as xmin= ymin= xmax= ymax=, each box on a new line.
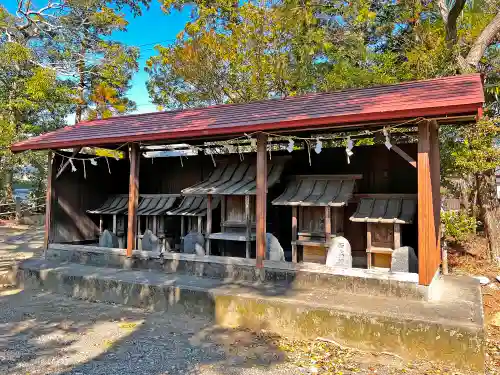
xmin=206 ymin=194 xmax=212 ymax=255
xmin=112 ymin=215 xmax=117 ymax=234
xmin=418 ymin=120 xmax=441 ymax=285
xmin=291 ymin=207 xmax=298 ymax=263
xmin=126 ymin=143 xmax=140 ymax=257
xmin=99 ymin=215 xmax=103 ymax=235
xmin=221 ymin=195 xmax=226 ymax=226
xmin=325 ymin=206 xmax=331 ymax=244
xmin=15 ymin=197 xmax=21 ymax=223
xmin=152 ymin=215 xmax=158 ymax=235
xmin=197 ymin=216 xmax=202 ymax=233
xmin=245 ymin=194 xmax=251 ymax=258
xmin=393 ymin=223 xmax=401 ymax=250
xmin=44 ymin=151 xmax=54 ymax=254
xmin=366 ymin=223 xmax=372 ymax=269
xmin=256 ymin=133 xmax=268 ymax=268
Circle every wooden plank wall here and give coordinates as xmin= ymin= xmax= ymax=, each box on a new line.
xmin=51 ymin=153 xmax=128 ymax=243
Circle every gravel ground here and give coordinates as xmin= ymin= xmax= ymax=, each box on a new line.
xmin=0 ymin=288 xmax=303 ymax=375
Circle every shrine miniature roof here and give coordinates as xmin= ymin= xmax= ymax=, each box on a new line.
xmin=166 ymin=196 xmax=221 ymax=216
xmin=349 ymin=195 xmax=417 ymax=224
xmin=137 ymin=194 xmax=181 ymax=216
xmin=272 ymin=175 xmax=362 ymax=206
xmin=181 ymin=158 xmax=286 ymax=196
xmin=87 ymin=195 xmax=129 ymax=215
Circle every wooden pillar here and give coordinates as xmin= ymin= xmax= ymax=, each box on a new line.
xmin=112 ymin=215 xmax=117 ymax=234
xmin=99 ymin=215 xmax=103 ymax=235
xmin=245 ymin=194 xmax=251 ymax=258
xmin=206 ymin=194 xmax=212 ymax=255
xmin=393 ymin=223 xmax=401 ymax=249
xmin=43 ymin=151 xmax=54 ymax=253
xmin=366 ymin=223 xmax=372 ymax=269
xmin=418 ymin=120 xmax=441 ymax=285
xmin=256 ymin=133 xmax=267 ymax=268
xmin=197 ymin=216 xmax=202 ymax=233
xmin=126 ymin=143 xmax=140 ymax=257
xmin=291 ymin=207 xmax=298 ymax=263
xmin=325 ymin=206 xmax=331 ymax=243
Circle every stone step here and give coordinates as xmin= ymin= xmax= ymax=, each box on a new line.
xmin=47 ymin=244 xmax=430 ymax=301
xmin=15 ymin=257 xmax=485 ymax=373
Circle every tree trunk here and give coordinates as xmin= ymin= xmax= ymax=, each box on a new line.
xmin=75 ymin=47 xmax=86 ymax=124
xmin=4 ymin=170 xmax=14 ymax=204
xmin=477 ymin=171 xmax=500 ymax=264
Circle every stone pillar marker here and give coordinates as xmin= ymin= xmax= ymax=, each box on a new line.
xmin=391 ymin=246 xmax=418 ymax=273
xmin=326 ymin=236 xmax=352 ymax=268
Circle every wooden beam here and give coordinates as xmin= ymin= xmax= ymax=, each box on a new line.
xmin=55 ymin=147 xmax=82 ymax=179
xmin=43 ymin=151 xmax=54 ymax=253
xmin=256 ymin=133 xmax=268 ymax=268
xmin=126 ymin=143 xmax=140 ymax=257
xmin=245 ymin=194 xmax=251 ymax=258
xmin=291 ymin=206 xmax=298 ymax=263
xmin=391 ymin=145 xmax=417 ymax=168
xmin=206 ymin=194 xmax=213 ymax=255
xmin=418 ymin=120 xmax=441 ymax=285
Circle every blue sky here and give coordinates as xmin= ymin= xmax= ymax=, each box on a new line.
xmin=113 ymin=3 xmax=191 ymax=113
xmin=3 ymin=0 xmax=191 ymax=114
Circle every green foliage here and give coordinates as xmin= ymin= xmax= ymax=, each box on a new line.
xmin=441 ymin=210 xmax=477 ymax=244
xmin=0 ymin=0 xmax=147 ymax=203
xmin=441 ymin=118 xmax=500 ymax=178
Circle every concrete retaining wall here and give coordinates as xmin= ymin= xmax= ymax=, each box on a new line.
xmin=16 ymin=260 xmax=485 ymax=373
xmin=47 ymin=244 xmax=431 ymax=300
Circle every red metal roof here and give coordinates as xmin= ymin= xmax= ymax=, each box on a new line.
xmin=11 ymin=74 xmax=484 ymax=152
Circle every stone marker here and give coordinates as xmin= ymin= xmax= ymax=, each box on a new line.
xmin=183 ymin=231 xmax=205 ymax=256
xmin=391 ymin=246 xmax=418 ymax=273
xmin=326 ymin=236 xmax=352 ymax=268
xmin=266 ymin=233 xmax=285 ymax=261
xmin=142 ymin=229 xmax=160 ymax=252
xmin=99 ymin=229 xmax=119 ymax=248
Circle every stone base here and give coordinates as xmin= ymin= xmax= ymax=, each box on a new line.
xmin=15 ymin=257 xmax=485 ymax=373
xmin=47 ymin=244 xmax=432 ymax=301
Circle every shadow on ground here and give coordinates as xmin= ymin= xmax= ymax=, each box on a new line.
xmin=0 ymin=288 xmax=295 ymax=375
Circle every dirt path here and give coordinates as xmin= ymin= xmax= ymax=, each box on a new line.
xmin=0 ymin=224 xmax=43 ymax=284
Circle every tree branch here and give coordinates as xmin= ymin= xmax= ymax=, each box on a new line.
xmin=464 ymin=12 xmax=500 ymax=69
xmin=438 ymin=0 xmax=467 ymax=45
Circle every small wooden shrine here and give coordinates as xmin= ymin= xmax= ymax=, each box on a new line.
xmin=166 ymin=195 xmax=220 ymax=243
xmin=87 ymin=194 xmax=128 ymax=247
xmin=272 ymin=175 xmax=362 ymax=263
xmin=136 ymin=194 xmax=180 ymax=250
xmin=350 ymin=194 xmax=417 ymax=268
xmin=182 ymin=158 xmax=286 ymax=257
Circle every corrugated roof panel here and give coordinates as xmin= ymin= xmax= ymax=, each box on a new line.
xmin=350 ymin=195 xmax=417 ymax=224
xmin=272 ymin=175 xmax=362 ymax=206
xmin=137 ymin=194 xmax=180 ymax=216
xmin=166 ymin=196 xmax=221 ymax=216
xmin=11 ymin=74 xmax=484 ymax=152
xmin=87 ymin=195 xmax=129 ymax=215
xmin=182 ymin=159 xmax=286 ymax=196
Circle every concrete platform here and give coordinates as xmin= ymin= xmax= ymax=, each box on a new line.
xmin=15 ymin=257 xmax=485 ymax=372
xmin=47 ymin=244 xmax=432 ymax=301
